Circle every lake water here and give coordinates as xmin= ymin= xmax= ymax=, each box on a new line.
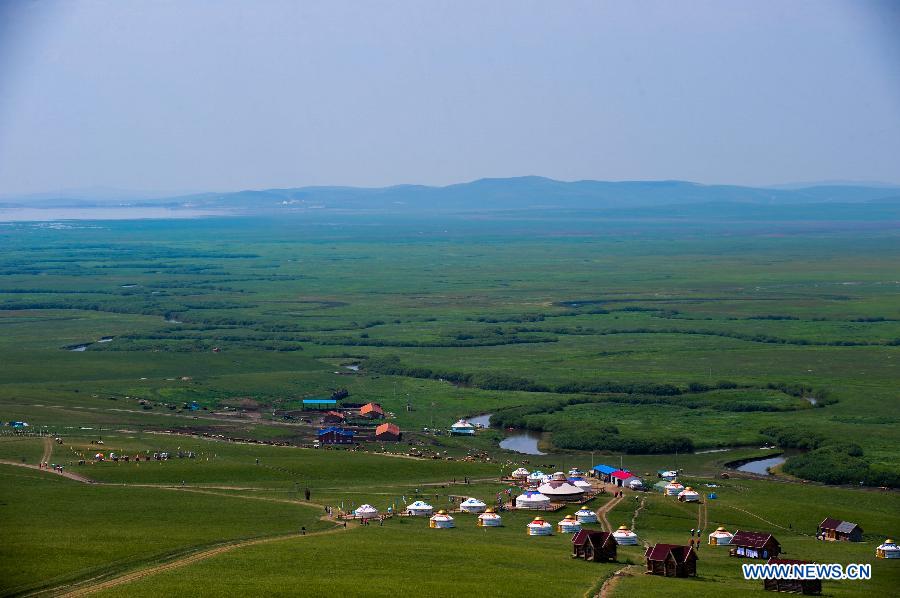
xmin=467 ymin=413 xmax=547 ymax=455
xmin=467 ymin=414 xmax=491 ymax=427
xmin=499 ymin=431 xmax=547 ymax=455
xmin=735 ymin=455 xmax=787 ymax=475
xmin=69 ymin=344 xmax=90 ymax=352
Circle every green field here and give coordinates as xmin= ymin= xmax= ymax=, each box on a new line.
xmin=1 ymin=213 xmax=899 ymax=596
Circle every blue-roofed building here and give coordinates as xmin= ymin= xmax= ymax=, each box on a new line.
xmin=317 ymin=426 xmax=355 ymax=444
xmin=592 ymin=464 xmax=618 ymax=482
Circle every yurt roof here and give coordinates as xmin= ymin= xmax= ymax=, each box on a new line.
xmin=407 ymin=500 xmax=433 ymax=508
xmin=575 ymin=508 xmax=596 ymax=514
xmin=461 ymin=497 xmax=486 ymax=505
xmin=538 ymin=481 xmax=584 ymax=495
xmin=356 ymin=504 xmax=377 ymax=511
xmin=518 ymin=491 xmax=550 ymax=502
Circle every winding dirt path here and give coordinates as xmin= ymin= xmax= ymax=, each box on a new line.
xmin=41 ymin=437 xmax=53 ymax=464
xmin=0 ymin=460 xmax=94 ymax=483
xmin=57 ymin=525 xmax=347 ymax=598
xmin=596 ymin=494 xmax=624 ymax=533
xmin=597 ymin=565 xmax=638 ymax=598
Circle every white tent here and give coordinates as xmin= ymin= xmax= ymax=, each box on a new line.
xmin=568 ymin=468 xmax=585 ymax=477
xmin=626 ymin=477 xmax=643 ymax=489
xmin=430 ymin=510 xmax=455 ymax=528
xmin=876 ymin=538 xmax=900 ymax=559
xmin=568 ymin=476 xmax=593 ymax=490
xmin=460 ymin=497 xmax=487 ymax=513
xmin=613 ymin=525 xmax=639 ymax=545
xmin=660 ymin=470 xmax=678 ymax=480
xmin=708 ymin=526 xmax=734 ymax=546
xmin=574 ymin=507 xmax=598 ymax=523
xmin=511 ymin=467 xmax=530 ymax=479
xmin=527 ymin=470 xmax=548 ymax=483
xmin=527 ymin=516 xmax=553 ymax=536
xmin=664 ymin=481 xmax=684 ymax=496
xmin=678 ymin=487 xmax=700 ymax=502
xmin=406 ymin=500 xmax=434 ymax=516
xmin=537 ymin=478 xmax=584 ymax=502
xmin=477 ymin=508 xmax=502 ymax=527
xmin=516 ymin=490 xmax=551 ymax=510
xmin=557 ymin=514 xmax=582 ymax=533
xmin=355 ymin=504 xmax=379 ymax=519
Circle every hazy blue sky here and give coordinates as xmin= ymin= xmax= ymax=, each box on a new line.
xmin=0 ymin=0 xmax=898 ymax=196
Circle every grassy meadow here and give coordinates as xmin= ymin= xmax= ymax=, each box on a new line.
xmin=1 ymin=213 xmax=898 ymax=596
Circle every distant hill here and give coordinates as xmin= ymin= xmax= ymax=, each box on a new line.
xmin=7 ymin=177 xmax=900 ymax=214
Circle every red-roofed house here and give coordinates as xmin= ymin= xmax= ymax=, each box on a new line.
xmin=610 ymin=470 xmax=640 ymax=488
xmin=645 ymin=543 xmax=698 ymax=577
xmin=763 ymin=558 xmax=822 ymax=595
xmin=360 ymin=402 xmax=385 ymax=419
xmin=730 ymin=531 xmax=781 ymax=559
xmin=572 ymin=530 xmax=617 ymax=562
xmin=375 ymin=423 xmax=401 ymax=441
xmin=323 ymin=410 xmax=345 ymax=424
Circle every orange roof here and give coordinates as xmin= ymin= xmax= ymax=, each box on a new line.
xmin=375 ymin=423 xmax=400 ymax=436
xmin=360 ymin=402 xmax=385 ymax=416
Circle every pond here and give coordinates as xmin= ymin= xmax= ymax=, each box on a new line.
xmin=499 ymin=431 xmax=547 ymax=455
xmin=465 ymin=413 xmax=547 ymax=455
xmin=69 ymin=344 xmax=91 ymax=352
xmin=735 ymin=455 xmax=787 ymax=475
xmin=344 ymin=364 xmax=360 ymax=372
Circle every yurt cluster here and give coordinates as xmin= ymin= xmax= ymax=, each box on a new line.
xmin=508 ymin=468 xmax=601 ymax=509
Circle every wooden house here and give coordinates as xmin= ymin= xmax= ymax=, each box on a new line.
xmin=730 ymin=531 xmax=781 ymax=559
xmin=763 ymin=558 xmax=822 ymax=595
xmin=644 ymin=543 xmax=698 ymax=577
xmin=323 ymin=410 xmax=345 ymax=424
xmin=360 ymin=402 xmax=385 ymax=419
xmin=317 ymin=426 xmax=355 ymax=445
xmin=818 ymin=518 xmax=863 ymax=542
xmin=375 ymin=422 xmax=401 ymax=441
xmin=572 ymin=530 xmax=617 ymax=562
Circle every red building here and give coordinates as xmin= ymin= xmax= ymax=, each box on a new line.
xmin=323 ymin=411 xmax=345 ymax=424
xmin=375 ymin=423 xmax=401 ymax=441
xmin=360 ymin=402 xmax=385 ymax=419
xmin=645 ymin=543 xmax=698 ymax=577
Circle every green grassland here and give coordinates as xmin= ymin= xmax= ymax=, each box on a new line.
xmin=1 ymin=213 xmax=899 ymax=596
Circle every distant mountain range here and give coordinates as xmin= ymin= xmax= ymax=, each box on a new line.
xmin=3 ymin=177 xmax=900 ymax=213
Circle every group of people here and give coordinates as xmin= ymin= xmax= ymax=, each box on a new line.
xmin=38 ymin=462 xmax=63 ymax=473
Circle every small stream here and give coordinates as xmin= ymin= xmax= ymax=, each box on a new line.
xmin=734 ymin=455 xmax=787 ymax=475
xmin=466 ymin=413 xmax=547 ymax=455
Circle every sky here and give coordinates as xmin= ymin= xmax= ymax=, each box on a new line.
xmin=0 ymin=0 xmax=898 ymax=197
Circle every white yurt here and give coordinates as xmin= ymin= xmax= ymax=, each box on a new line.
xmin=460 ymin=497 xmax=487 ymax=513
xmin=568 ymin=468 xmax=585 ymax=477
xmin=708 ymin=526 xmax=734 ymax=546
xmin=516 ymin=490 xmax=551 ymax=510
xmin=613 ymin=525 xmax=639 ymax=545
xmin=429 ymin=510 xmax=455 ymax=529
xmin=626 ymin=477 xmax=644 ymax=490
xmin=557 ymin=514 xmax=582 ymax=533
xmin=355 ymin=504 xmax=379 ymax=519
xmin=537 ymin=472 xmax=585 ymax=502
xmin=678 ymin=487 xmax=700 ymax=502
xmin=660 ymin=470 xmax=678 ymax=481
xmin=574 ymin=507 xmax=598 ymax=523
xmin=527 ymin=516 xmax=553 ymax=536
xmin=406 ymin=500 xmax=434 ymax=516
xmin=477 ymin=508 xmax=503 ymax=527
xmin=512 ymin=467 xmax=530 ymax=479
xmin=527 ymin=470 xmax=548 ymax=484
xmin=876 ymin=538 xmax=900 ymax=559
xmin=568 ymin=476 xmax=594 ymax=490
xmin=664 ymin=481 xmax=684 ymax=496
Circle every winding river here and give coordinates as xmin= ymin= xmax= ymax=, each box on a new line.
xmin=467 ymin=414 xmax=547 ymax=455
